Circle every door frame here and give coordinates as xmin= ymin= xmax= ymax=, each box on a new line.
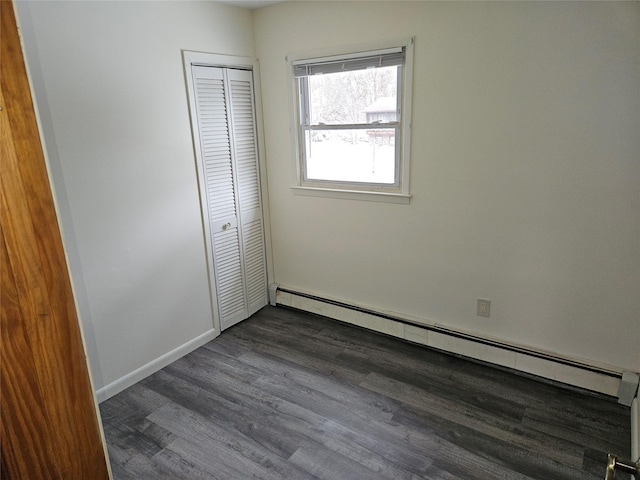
xmin=182 ymin=51 xmax=274 ymax=334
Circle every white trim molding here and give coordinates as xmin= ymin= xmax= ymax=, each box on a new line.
xmin=618 ymin=372 xmax=640 ymax=407
xmin=96 ymin=328 xmax=217 ymax=403
xmin=291 ymin=186 xmax=411 ymax=204
xmin=633 ymin=397 xmax=639 ymax=462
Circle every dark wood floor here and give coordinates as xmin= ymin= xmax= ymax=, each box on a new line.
xmin=100 ymin=306 xmax=630 ymax=479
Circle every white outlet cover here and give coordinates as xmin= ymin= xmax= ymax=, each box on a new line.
xmin=477 ymin=299 xmax=491 ymax=318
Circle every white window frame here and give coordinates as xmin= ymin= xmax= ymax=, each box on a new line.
xmin=288 ymin=38 xmax=414 ymax=204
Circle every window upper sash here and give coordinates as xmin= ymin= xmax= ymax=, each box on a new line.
xmin=293 ymin=48 xmax=404 ymax=77
xmin=301 ymin=123 xmax=399 ymax=130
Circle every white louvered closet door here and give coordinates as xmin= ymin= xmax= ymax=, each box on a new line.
xmin=192 ymin=65 xmax=267 ymax=331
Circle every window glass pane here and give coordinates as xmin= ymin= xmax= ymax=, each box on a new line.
xmin=307 ymin=66 xmax=398 ymax=126
xmin=304 ymin=128 xmax=396 ymax=184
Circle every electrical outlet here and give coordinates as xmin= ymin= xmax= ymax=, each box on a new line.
xmin=477 ymin=299 xmax=490 ymax=318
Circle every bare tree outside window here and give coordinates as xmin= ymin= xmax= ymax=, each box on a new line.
xmin=308 ymin=67 xmax=397 ymax=125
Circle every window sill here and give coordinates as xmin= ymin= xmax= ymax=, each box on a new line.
xmin=291 ymin=186 xmax=411 ymax=204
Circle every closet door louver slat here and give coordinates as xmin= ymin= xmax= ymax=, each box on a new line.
xmin=212 ymin=228 xmax=245 ymax=320
xmin=229 ymin=76 xmax=261 ymax=222
xmin=193 ymin=68 xmax=237 ymax=229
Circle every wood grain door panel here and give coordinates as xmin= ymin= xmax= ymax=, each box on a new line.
xmin=1 ymin=1 xmax=110 ymax=477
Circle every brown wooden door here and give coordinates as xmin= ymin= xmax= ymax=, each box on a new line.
xmin=0 ymin=1 xmax=111 ymax=478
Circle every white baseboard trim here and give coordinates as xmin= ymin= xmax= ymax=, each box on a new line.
xmin=275 ymin=288 xmax=625 ymax=398
xmin=632 ymin=397 xmax=639 ymax=461
xmin=96 ymin=328 xmax=218 ymax=403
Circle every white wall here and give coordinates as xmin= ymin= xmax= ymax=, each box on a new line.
xmin=16 ymin=0 xmax=256 ymax=396
xmin=254 ymin=1 xmax=640 ymax=373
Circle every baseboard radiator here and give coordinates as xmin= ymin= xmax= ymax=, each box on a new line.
xmin=633 ymin=398 xmax=639 ymax=463
xmin=271 ymin=285 xmax=637 ymax=403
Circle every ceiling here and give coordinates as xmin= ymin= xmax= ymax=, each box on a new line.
xmin=216 ymin=0 xmax=286 ymax=9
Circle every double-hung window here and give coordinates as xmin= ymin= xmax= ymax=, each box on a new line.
xmin=291 ymin=39 xmax=413 ymax=203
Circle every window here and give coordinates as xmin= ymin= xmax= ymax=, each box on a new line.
xmin=290 ymin=39 xmax=413 ymax=203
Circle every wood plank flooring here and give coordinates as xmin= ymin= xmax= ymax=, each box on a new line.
xmin=100 ymin=306 xmax=631 ymax=479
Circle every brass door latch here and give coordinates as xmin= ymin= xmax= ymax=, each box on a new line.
xmin=605 ymin=454 xmax=640 ymax=479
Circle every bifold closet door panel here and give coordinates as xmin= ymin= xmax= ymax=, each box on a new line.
xmin=192 ymin=65 xmax=246 ymax=327
xmin=226 ymin=68 xmax=267 ymax=317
